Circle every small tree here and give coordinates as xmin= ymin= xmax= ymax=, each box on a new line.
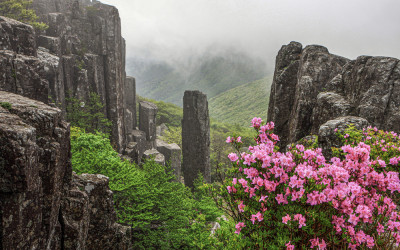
xmin=0 ymin=0 xmax=48 ymax=30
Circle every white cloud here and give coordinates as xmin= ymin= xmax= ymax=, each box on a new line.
xmin=101 ymin=0 xmax=400 ymax=69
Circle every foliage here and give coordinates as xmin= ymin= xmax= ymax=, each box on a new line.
xmin=137 ymin=95 xmax=183 ymax=127
xmin=160 ymin=126 xmax=182 ymax=147
xmin=66 ymin=92 xmax=112 ymax=134
xmin=130 ymin=50 xmax=268 ymax=106
xmin=209 ymin=77 xmax=272 ymax=127
xmin=333 ymin=124 xmax=400 ymax=173
xmin=0 ymin=0 xmax=48 ymax=30
xmin=0 ymin=102 xmax=12 ymax=110
xmin=70 ymin=127 xmax=222 ymax=249
xmin=215 ymin=117 xmax=400 ymax=249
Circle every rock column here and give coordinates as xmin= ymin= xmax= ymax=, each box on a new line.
xmin=124 ymin=76 xmax=136 ymax=134
xmin=139 ymin=101 xmax=157 ymax=148
xmin=182 ymin=90 xmax=211 ymax=188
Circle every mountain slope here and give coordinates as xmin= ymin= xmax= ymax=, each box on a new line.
xmin=209 ymin=77 xmax=272 ymax=127
xmin=127 ymin=49 xmax=268 ymax=106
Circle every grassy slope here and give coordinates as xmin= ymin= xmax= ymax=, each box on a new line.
xmin=129 ymin=51 xmax=268 ymax=106
xmin=208 ymin=76 xmax=273 ymax=127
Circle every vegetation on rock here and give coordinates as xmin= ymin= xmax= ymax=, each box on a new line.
xmin=66 ymin=93 xmax=112 ymax=135
xmin=0 ymin=0 xmax=48 ymax=30
xmin=70 ymin=127 xmax=221 ymax=249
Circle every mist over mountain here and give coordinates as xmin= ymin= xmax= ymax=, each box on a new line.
xmin=127 ymin=47 xmax=269 ymax=106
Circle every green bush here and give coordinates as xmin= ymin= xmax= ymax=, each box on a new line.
xmin=70 ymin=127 xmax=222 ymax=249
xmin=0 ymin=0 xmax=48 ymax=30
xmin=66 ymin=93 xmax=112 ymax=134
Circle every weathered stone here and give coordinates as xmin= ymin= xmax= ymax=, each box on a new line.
xmin=0 ymin=91 xmax=71 ymax=249
xmin=0 ymin=91 xmax=131 ymax=249
xmin=318 ymin=116 xmax=370 ymax=158
xmin=266 ymin=42 xmax=400 ymax=149
xmin=32 ymin=1 xmax=128 ymax=152
xmin=267 ymin=41 xmax=302 ymax=148
xmin=142 ymin=149 xmax=165 ymax=166
xmin=311 ymin=92 xmax=352 ymax=134
xmin=124 ymin=76 xmax=136 ymax=134
xmin=339 ymin=56 xmax=400 ymax=132
xmin=156 ymin=139 xmax=181 ymax=179
xmin=156 ymin=123 xmax=169 ymax=137
xmin=0 ymin=50 xmax=49 ymax=104
xmin=38 ymin=35 xmax=61 ymax=55
xmin=0 ymin=16 xmax=36 ymax=56
xmin=182 ymin=90 xmax=211 ymax=188
xmin=127 ymin=130 xmax=151 ymax=163
xmin=288 ymin=45 xmax=349 ymax=143
xmin=139 ymin=101 xmax=157 ymax=143
xmin=71 ymin=173 xmax=131 ymax=250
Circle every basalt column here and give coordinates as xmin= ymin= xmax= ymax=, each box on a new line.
xmin=182 ymin=90 xmax=211 ymax=188
xmin=139 ymin=101 xmax=157 ymax=148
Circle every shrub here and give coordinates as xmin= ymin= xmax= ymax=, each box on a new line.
xmin=66 ymin=93 xmax=112 ymax=135
xmin=70 ymin=127 xmax=221 ymax=249
xmin=0 ymin=102 xmax=12 ymax=110
xmin=0 ymin=0 xmax=48 ymax=30
xmin=218 ymin=117 xmax=400 ymax=249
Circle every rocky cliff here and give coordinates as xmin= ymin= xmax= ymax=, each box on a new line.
xmin=268 ymin=41 xmax=400 ymax=150
xmin=0 ymin=91 xmax=131 ymax=249
xmin=0 ymin=0 xmax=129 ymax=152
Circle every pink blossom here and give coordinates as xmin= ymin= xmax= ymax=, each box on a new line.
xmin=238 ymin=201 xmax=245 ymax=213
xmin=285 ymin=242 xmax=295 ymax=250
xmin=282 ymin=214 xmax=291 ymax=224
xmin=228 ymin=153 xmax=239 ymax=162
xmin=234 ymin=222 xmax=245 ymax=234
xmin=226 ymin=136 xmax=232 ymax=143
xmin=276 ymin=194 xmax=288 ymax=204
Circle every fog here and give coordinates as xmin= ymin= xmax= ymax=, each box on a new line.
xmin=101 ymin=0 xmax=400 ymax=72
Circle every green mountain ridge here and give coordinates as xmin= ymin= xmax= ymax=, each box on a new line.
xmin=209 ymin=76 xmax=273 ymax=127
xmin=127 ymin=49 xmax=269 ymax=106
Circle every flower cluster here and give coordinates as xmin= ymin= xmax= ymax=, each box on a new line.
xmin=224 ymin=118 xmax=400 ymax=249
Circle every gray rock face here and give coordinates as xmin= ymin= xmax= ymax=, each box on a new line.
xmin=0 ymin=91 xmax=131 ymax=249
xmin=156 ymin=123 xmax=169 ymax=137
xmin=0 ymin=91 xmax=71 ymax=249
xmin=124 ymin=76 xmax=136 ymax=134
xmin=267 ymin=42 xmax=303 ymax=148
xmin=66 ymin=173 xmax=131 ymax=249
xmin=142 ymin=149 xmax=165 ymax=166
xmin=0 ymin=16 xmax=36 ymax=56
xmin=34 ymin=0 xmax=127 ymax=152
xmin=182 ymin=90 xmax=211 ymax=188
xmin=156 ymin=139 xmax=181 ymax=180
xmin=139 ymin=101 xmax=158 ymax=144
xmin=268 ymin=42 xmax=400 ymax=148
xmin=126 ymin=130 xmax=151 ymax=164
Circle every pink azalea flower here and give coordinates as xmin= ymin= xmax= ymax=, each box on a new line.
xmin=235 ymin=222 xmax=245 ymax=234
xmin=228 ymin=153 xmax=239 ymax=162
xmin=282 ymin=214 xmax=291 ymax=224
xmin=285 ymin=242 xmax=295 ymax=250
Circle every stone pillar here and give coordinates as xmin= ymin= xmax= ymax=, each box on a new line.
xmin=124 ymin=76 xmax=136 ymax=135
xmin=156 ymin=139 xmax=182 ymax=180
xmin=139 ymin=101 xmax=157 ymax=147
xmin=182 ymin=90 xmax=211 ymax=188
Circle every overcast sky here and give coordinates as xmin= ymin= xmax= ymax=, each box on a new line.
xmin=101 ymin=0 xmax=400 ymax=70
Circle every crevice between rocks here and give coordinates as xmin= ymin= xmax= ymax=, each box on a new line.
xmin=382 ymin=60 xmax=399 ymax=125
xmin=58 ymin=208 xmax=65 ymax=250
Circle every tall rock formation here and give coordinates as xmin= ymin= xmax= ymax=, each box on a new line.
xmin=0 ymin=0 xmax=132 ymax=152
xmin=0 ymin=91 xmax=131 ymax=249
xmin=182 ymin=90 xmax=211 ymax=188
xmin=268 ymin=41 xmax=400 ymax=149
